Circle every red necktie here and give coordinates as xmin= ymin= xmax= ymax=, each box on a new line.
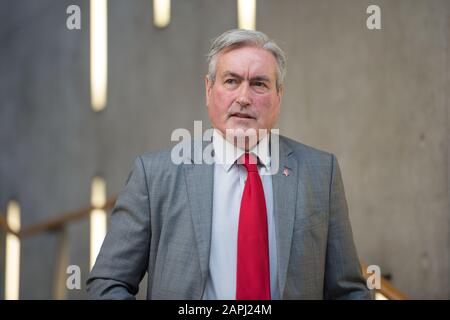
xmin=236 ymin=153 xmax=271 ymax=300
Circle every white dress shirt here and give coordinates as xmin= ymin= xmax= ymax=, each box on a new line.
xmin=203 ymin=130 xmax=280 ymax=300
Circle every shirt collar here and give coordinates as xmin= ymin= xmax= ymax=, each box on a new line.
xmin=212 ymin=129 xmax=271 ymax=172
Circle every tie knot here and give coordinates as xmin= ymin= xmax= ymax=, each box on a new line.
xmin=240 ymin=153 xmax=258 ymax=172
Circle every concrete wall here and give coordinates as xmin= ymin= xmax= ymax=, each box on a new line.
xmin=0 ymin=0 xmax=448 ymax=299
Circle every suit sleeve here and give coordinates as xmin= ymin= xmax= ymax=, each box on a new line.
xmin=323 ymin=154 xmax=373 ymax=299
xmin=86 ymin=156 xmax=151 ymax=300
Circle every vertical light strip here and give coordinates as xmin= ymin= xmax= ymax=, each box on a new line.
xmin=90 ymin=177 xmax=107 ymax=270
xmin=5 ymin=200 xmax=21 ymax=300
xmin=238 ymin=0 xmax=256 ymax=30
xmin=153 ymin=0 xmax=171 ymax=28
xmin=90 ymin=0 xmax=108 ymax=111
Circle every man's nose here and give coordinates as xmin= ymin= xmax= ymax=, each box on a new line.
xmin=236 ymin=82 xmax=252 ymax=107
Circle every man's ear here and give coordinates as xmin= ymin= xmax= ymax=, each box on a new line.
xmin=205 ymin=75 xmax=211 ymax=107
xmin=205 ymin=75 xmax=209 ymax=106
xmin=277 ymin=85 xmax=283 ymax=105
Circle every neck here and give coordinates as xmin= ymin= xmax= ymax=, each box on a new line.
xmin=216 ymin=128 xmax=270 ymax=151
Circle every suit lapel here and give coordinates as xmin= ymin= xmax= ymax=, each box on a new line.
xmin=183 ymin=140 xmax=214 ymax=289
xmin=272 ymin=136 xmax=298 ymax=296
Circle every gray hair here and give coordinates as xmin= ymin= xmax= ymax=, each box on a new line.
xmin=206 ymin=29 xmax=287 ymax=91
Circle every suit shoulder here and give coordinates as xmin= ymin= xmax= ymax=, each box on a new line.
xmin=139 ymin=146 xmax=173 ymax=164
xmin=279 ymin=136 xmax=338 ymax=187
xmin=134 ymin=145 xmax=179 ymax=175
xmin=280 ymin=135 xmax=334 ymax=162
xmin=136 ymin=138 xmax=198 ymax=170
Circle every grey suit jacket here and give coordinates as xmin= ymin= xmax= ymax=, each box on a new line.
xmin=87 ymin=135 xmax=371 ymax=299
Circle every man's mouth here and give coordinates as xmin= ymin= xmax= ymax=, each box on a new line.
xmin=230 ymin=112 xmax=255 ymax=119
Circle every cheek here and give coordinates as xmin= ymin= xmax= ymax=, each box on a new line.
xmin=253 ymin=95 xmax=278 ymax=115
xmin=212 ymin=90 xmax=234 ymax=113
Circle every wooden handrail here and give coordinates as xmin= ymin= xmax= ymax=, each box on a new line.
xmin=0 ymin=197 xmax=117 ymax=239
xmin=361 ymin=262 xmax=408 ymax=300
xmin=378 ymin=276 xmax=408 ymax=300
xmin=0 ymin=199 xmax=408 ymax=300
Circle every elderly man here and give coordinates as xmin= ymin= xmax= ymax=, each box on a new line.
xmin=87 ymin=29 xmax=371 ymax=300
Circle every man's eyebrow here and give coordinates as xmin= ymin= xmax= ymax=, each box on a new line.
xmin=222 ymin=71 xmax=243 ymax=80
xmin=222 ymin=71 xmax=271 ymax=82
xmin=250 ymin=76 xmax=270 ymax=82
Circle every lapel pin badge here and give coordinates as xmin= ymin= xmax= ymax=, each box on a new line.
xmin=283 ymin=168 xmax=290 ymax=177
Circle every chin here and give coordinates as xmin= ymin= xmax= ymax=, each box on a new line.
xmin=226 ymin=126 xmax=256 ymax=133
xmin=228 ymin=121 xmax=257 ymax=131
xmin=224 ymin=126 xmax=260 ymax=141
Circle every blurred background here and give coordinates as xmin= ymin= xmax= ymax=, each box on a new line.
xmin=0 ymin=0 xmax=449 ymax=299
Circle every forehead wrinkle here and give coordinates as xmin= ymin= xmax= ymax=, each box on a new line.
xmin=217 ymin=47 xmax=278 ymax=82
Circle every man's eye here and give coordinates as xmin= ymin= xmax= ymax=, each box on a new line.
xmin=225 ymin=79 xmax=236 ymax=84
xmin=253 ymin=82 xmax=266 ymax=87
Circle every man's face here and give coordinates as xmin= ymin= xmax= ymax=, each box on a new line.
xmin=205 ymin=46 xmax=283 ymax=142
